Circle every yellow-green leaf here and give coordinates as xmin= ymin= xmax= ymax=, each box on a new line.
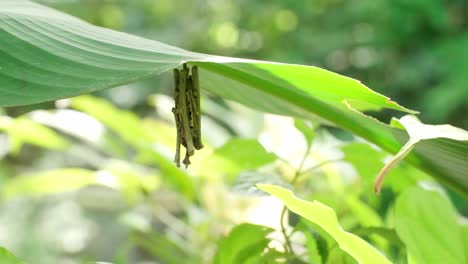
xmin=258 ymin=184 xmax=391 ymax=264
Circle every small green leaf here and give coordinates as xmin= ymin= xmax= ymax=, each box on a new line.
xmin=352 ymin=227 xmax=404 ymax=247
xmin=0 ymin=247 xmax=24 ymax=264
xmin=213 ymin=223 xmax=272 ymax=264
xmin=395 ymin=187 xmax=466 ymax=264
xmin=258 ymin=184 xmax=392 ymax=264
xmin=204 ymin=138 xmax=277 ymax=181
xmin=294 ymin=119 xmax=317 ymax=147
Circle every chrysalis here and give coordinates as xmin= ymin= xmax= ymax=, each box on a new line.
xmin=172 ymin=63 xmax=203 ymax=168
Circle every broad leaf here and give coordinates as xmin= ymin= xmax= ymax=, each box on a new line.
xmin=258 ymin=184 xmax=392 ymax=264
xmin=394 ymin=187 xmax=466 ymax=264
xmin=0 ymin=1 xmax=467 ymax=195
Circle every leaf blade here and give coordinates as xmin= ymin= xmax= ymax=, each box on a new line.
xmin=1 ymin=1 xmax=467 ymax=195
xmin=395 ymin=187 xmax=466 ymax=264
xmin=258 ymin=184 xmax=392 ymax=264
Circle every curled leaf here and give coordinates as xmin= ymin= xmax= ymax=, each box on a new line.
xmin=374 ymin=115 xmax=468 ymax=194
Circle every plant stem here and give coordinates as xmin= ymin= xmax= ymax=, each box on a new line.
xmin=279 ymin=143 xmax=311 ymax=254
xmin=280 ymin=205 xmax=293 ymax=253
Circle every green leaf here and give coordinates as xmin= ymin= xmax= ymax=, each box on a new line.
xmin=352 ymin=227 xmax=404 ymax=247
xmin=0 ymin=116 xmax=69 ymax=154
xmin=213 ymin=223 xmax=272 ymax=264
xmin=0 ymin=247 xmax=24 ymax=264
xmin=1 ymin=168 xmax=96 ymax=199
xmin=395 ymin=187 xmax=466 ymax=264
xmin=258 ymin=184 xmax=392 ymax=264
xmin=294 ymin=119 xmax=317 ymax=147
xmin=375 ymin=115 xmax=468 ymax=194
xmin=131 ymin=230 xmax=193 ymax=264
xmin=302 ymin=229 xmax=323 ymax=264
xmin=1 ymin=1 xmax=467 ymax=195
xmin=204 ymin=138 xmax=277 ymax=181
xmin=345 ymin=195 xmax=383 ymax=227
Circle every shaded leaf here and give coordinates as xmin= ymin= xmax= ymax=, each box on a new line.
xmin=395 ymin=187 xmax=466 ymax=264
xmin=131 ymin=230 xmax=193 ymax=264
xmin=352 ymin=227 xmax=404 ymax=247
xmin=342 ymin=142 xmax=429 ymax=192
xmin=302 ymin=229 xmax=323 ymax=264
xmin=375 ymin=115 xmax=468 ymax=194
xmin=213 ymin=223 xmax=272 ymax=264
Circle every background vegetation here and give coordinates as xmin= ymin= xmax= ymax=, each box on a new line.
xmin=0 ymin=1 xmax=466 ymax=263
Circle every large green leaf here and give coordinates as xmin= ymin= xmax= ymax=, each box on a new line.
xmin=258 ymin=184 xmax=392 ymax=264
xmin=394 ymin=187 xmax=466 ymax=264
xmin=0 ymin=1 xmax=466 ymax=195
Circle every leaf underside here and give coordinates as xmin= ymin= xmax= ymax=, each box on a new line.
xmin=0 ymin=0 xmax=466 ymax=195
